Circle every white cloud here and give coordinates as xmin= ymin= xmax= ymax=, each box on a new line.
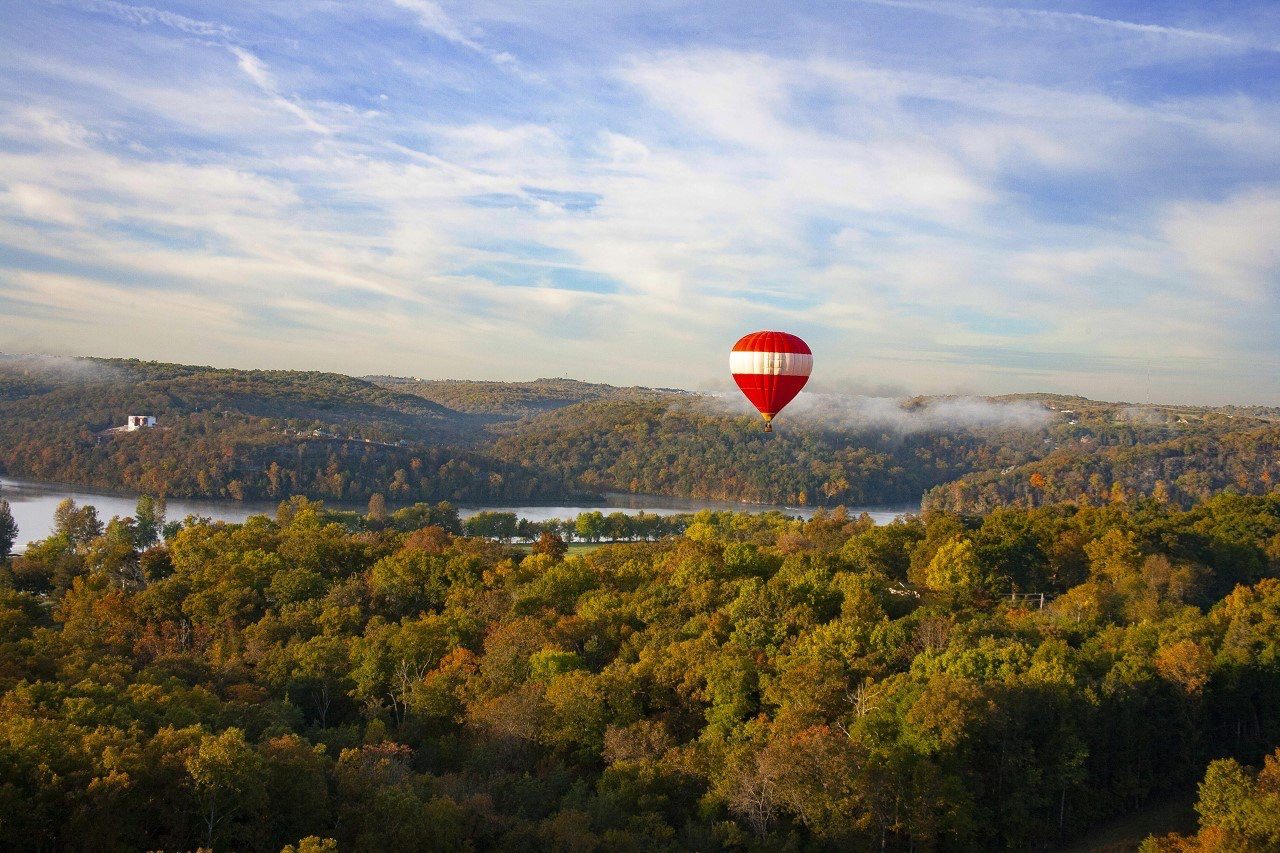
xmin=847 ymin=0 xmax=1259 ymax=52
xmin=1162 ymin=188 xmax=1280 ymax=302
xmin=58 ymin=0 xmax=235 ymax=38
xmin=391 ymin=0 xmax=520 ymax=70
xmin=2 ymin=183 xmax=83 ymax=226
xmin=1 ymin=1 xmax=1278 ymax=403
xmin=229 ymin=47 xmax=333 ymax=136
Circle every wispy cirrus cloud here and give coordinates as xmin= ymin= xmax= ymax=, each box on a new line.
xmin=228 ymin=47 xmax=334 ymax=136
xmin=55 ymin=0 xmax=235 ymax=39
xmin=848 ymin=0 xmax=1264 ymax=50
xmin=390 ymin=0 xmax=520 ymax=70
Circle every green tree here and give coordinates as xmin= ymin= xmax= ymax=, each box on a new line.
xmin=0 ymin=499 xmax=16 ymax=562
xmin=575 ymin=511 xmax=606 ymax=542
xmin=53 ymin=498 xmax=102 ymax=547
xmin=185 ymin=728 xmax=267 ymax=850
xmin=463 ymin=511 xmax=518 ymax=541
xmin=259 ymin=735 xmax=333 ymax=849
xmin=924 ymin=536 xmax=987 ymax=594
xmin=134 ymin=494 xmax=166 ymax=548
xmin=1145 ymin=750 xmax=1280 ymax=850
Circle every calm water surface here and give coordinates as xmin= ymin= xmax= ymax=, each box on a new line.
xmin=0 ymin=476 xmax=917 ymax=549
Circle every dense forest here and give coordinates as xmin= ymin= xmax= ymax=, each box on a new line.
xmin=1 ymin=489 xmax=1279 ymax=850
xmin=2 ymin=355 xmax=1278 ymax=513
xmin=1145 ymin=747 xmax=1280 ymax=850
xmin=0 ymin=357 xmax=567 ymax=504
xmin=484 ymin=398 xmax=1040 ymax=505
xmin=484 ymin=394 xmax=1279 ymax=510
xmin=922 ymin=427 xmax=1280 ymax=514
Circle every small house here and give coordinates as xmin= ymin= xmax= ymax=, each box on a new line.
xmin=125 ymin=415 xmax=156 ymax=431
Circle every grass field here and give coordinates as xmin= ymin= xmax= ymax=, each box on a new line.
xmin=511 ymin=541 xmax=607 ymax=556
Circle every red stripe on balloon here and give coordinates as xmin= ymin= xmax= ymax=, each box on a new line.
xmin=731 ymin=330 xmax=811 ymax=355
xmin=731 ymin=372 xmax=809 ymax=417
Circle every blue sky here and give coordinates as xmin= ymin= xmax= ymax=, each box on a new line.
xmin=2 ymin=0 xmax=1278 ymax=403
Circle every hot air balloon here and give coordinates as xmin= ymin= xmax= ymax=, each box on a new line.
xmin=730 ymin=331 xmax=812 ymax=432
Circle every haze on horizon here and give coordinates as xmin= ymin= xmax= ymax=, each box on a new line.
xmin=2 ymin=1 xmax=1278 ymax=405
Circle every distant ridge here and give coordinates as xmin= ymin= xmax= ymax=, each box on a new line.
xmin=0 ymin=354 xmax=1276 ymax=511
xmin=364 ymin=375 xmax=683 ymax=419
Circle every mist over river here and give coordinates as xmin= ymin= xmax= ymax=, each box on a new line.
xmin=0 ymin=476 xmax=917 ymax=550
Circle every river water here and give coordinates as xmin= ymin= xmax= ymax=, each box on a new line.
xmin=0 ymin=476 xmax=917 ymax=550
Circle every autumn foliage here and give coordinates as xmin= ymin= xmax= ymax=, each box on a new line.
xmin=1 ymin=491 xmax=1279 ymax=850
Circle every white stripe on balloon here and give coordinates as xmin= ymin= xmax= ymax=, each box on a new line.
xmin=729 ymin=351 xmax=814 ymax=376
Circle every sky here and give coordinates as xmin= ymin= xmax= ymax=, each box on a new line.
xmin=2 ymin=0 xmax=1278 ymax=404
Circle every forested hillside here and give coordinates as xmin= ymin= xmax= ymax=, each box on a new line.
xmin=2 ymin=355 xmax=1277 ymax=513
xmin=2 ymin=491 xmax=1279 ymax=850
xmin=0 ymin=357 xmax=567 ymax=503
xmin=0 ymin=357 xmax=466 ymax=438
xmin=923 ymin=427 xmax=1280 ymax=514
xmin=487 ymin=394 xmax=1279 ymax=509
xmin=485 ymin=398 xmax=1042 ymax=505
xmin=367 ymin=376 xmax=670 ymax=419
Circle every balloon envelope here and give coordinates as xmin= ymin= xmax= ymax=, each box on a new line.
xmin=729 ymin=331 xmax=812 ymax=430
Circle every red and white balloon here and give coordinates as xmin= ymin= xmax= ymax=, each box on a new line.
xmin=729 ymin=331 xmax=812 ymax=432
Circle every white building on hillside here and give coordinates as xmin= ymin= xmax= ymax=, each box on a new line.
xmin=125 ymin=415 xmax=156 ymax=431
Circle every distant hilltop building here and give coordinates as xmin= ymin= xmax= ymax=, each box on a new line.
xmin=97 ymin=415 xmax=159 ymax=442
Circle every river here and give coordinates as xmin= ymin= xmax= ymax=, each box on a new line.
xmin=0 ymin=476 xmax=918 ymax=550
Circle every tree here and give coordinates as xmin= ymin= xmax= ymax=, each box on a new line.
xmin=1145 ymin=750 xmax=1280 ymax=850
xmin=6 ymin=480 xmax=1280 ymax=850
xmin=605 ymin=511 xmax=632 ymax=541
xmin=185 ymin=728 xmax=267 ymax=850
xmin=464 ymin=511 xmax=518 ymax=541
xmin=367 ymin=493 xmax=389 ymax=524
xmin=575 ymin=511 xmax=606 ymax=542
xmin=281 ymin=839 xmax=339 ymax=853
xmin=0 ymin=499 xmax=16 ymax=562
xmin=53 ymin=498 xmax=102 ymax=547
xmin=259 ymin=735 xmax=333 ymax=848
xmin=134 ymin=495 xmax=166 ymax=548
xmin=752 ymin=726 xmax=864 ymax=839
xmin=924 ymin=536 xmax=987 ymax=595
xmin=531 ymin=531 xmax=568 ymax=560
xmin=389 ymin=501 xmax=462 ymax=534
xmin=1154 ymin=640 xmax=1213 ymax=695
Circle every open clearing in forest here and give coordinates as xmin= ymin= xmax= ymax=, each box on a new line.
xmin=512 ymin=541 xmax=606 ymax=556
xmin=1058 ymin=790 xmax=1197 ymax=852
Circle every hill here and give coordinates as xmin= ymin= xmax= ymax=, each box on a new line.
xmin=0 ymin=356 xmax=560 ymax=503
xmin=365 ymin=375 xmax=677 ymax=420
xmin=484 ymin=396 xmax=1045 ymax=505
xmin=924 ymin=427 xmax=1280 ymax=513
xmin=1 ymin=355 xmax=1277 ymax=512
xmin=921 ymin=399 xmax=1280 ymax=513
xmin=489 ymin=392 xmax=1279 ymax=509
xmin=0 ymin=356 xmax=466 ymax=439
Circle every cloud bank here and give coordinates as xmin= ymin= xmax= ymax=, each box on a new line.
xmin=705 ymin=392 xmax=1052 ymax=434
